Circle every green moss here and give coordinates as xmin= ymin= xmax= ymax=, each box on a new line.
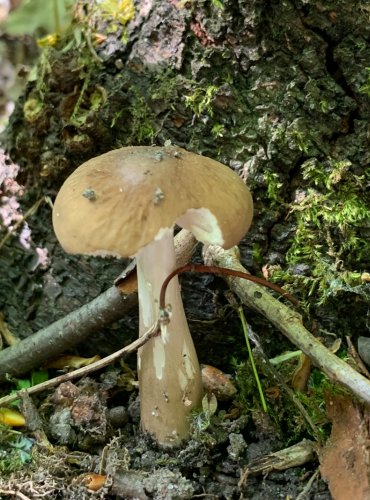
xmin=269 ymin=157 xmax=370 ymax=304
xmin=233 ymin=360 xmax=262 ymax=411
xmin=99 ymin=0 xmax=135 ymax=26
xmin=70 ymin=78 xmax=107 ymax=127
xmin=128 ymin=89 xmax=156 ymax=142
xmin=122 ymin=70 xmax=204 ymax=143
xmin=210 ymin=0 xmax=225 ymax=9
xmin=234 ymin=357 xmax=335 ymax=442
xmin=33 ymin=50 xmax=51 ymax=95
xmin=360 ymin=67 xmax=370 ymax=95
xmin=251 ymin=243 xmax=265 ymax=266
xmin=211 ymin=123 xmax=225 ymax=138
xmin=291 ymin=370 xmax=352 ymax=442
xmin=109 ymin=69 xmax=184 ymax=144
xmin=273 ymin=264 xmax=369 ymax=306
xmin=151 ymin=69 xmax=180 ymax=103
xmin=264 ymin=170 xmax=284 ymax=205
xmin=184 ymin=84 xmax=219 ymax=117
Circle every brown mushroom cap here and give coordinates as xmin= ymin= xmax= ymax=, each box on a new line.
xmin=52 ymin=146 xmax=253 ymax=257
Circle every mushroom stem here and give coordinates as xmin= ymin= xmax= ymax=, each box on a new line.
xmin=136 ymin=228 xmax=202 ymax=446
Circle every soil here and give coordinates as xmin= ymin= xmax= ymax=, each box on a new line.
xmin=1 ymin=0 xmax=370 ymax=497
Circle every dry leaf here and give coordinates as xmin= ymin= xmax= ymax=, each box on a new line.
xmin=44 ymin=354 xmax=101 ymax=370
xmin=292 ymin=353 xmax=312 ymax=392
xmin=0 ymin=312 xmax=20 ymax=347
xmin=0 ymin=407 xmax=26 ymax=427
xmin=80 ymin=473 xmax=107 ymax=491
xmin=329 ymin=338 xmax=341 ymax=354
xmin=202 ymin=393 xmax=218 ymax=416
xmin=347 ymin=336 xmax=370 ymax=378
xmin=265 ymin=386 xmax=281 ymax=399
xmin=319 ymin=393 xmax=370 ymax=500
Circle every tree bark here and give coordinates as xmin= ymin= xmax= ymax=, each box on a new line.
xmin=1 ymin=0 xmax=369 ymax=359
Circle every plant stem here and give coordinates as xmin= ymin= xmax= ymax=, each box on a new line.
xmin=205 ymin=245 xmax=370 ymax=406
xmin=238 ymin=306 xmax=268 ymax=412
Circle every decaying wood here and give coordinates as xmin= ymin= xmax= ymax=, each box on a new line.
xmin=239 ymin=439 xmax=316 ymax=482
xmin=204 ymin=245 xmax=370 ymax=406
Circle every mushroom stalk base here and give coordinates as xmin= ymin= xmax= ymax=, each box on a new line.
xmin=136 ymin=229 xmax=202 ymax=447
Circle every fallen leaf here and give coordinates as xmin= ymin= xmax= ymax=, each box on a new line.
xmin=44 ymin=354 xmax=101 ymax=370
xmin=202 ymin=393 xmax=218 ymax=416
xmin=0 ymin=407 xmax=26 ymax=427
xmin=319 ymin=393 xmax=370 ymax=500
xmin=265 ymin=386 xmax=281 ymax=399
xmin=292 ymin=353 xmax=312 ymax=392
xmin=347 ymin=336 xmax=370 ymax=378
xmin=0 ymin=312 xmax=20 ymax=346
xmin=239 ymin=439 xmax=316 ymax=485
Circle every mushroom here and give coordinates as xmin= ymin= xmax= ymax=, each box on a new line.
xmin=52 ymin=145 xmax=253 ymax=447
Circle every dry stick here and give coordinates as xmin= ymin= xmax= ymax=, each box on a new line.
xmin=0 ymin=322 xmax=160 ymax=407
xmin=0 ymin=284 xmax=138 ymax=381
xmin=204 ymin=245 xmax=370 ymax=405
xmin=0 ymin=230 xmax=196 ymax=381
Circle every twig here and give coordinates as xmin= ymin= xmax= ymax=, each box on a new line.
xmin=204 ymin=245 xmax=370 ymax=405
xmin=0 ymin=283 xmax=138 ymax=380
xmin=0 ymin=322 xmax=160 ymax=406
xmin=239 ymin=439 xmax=316 ymax=482
xmin=296 ymin=468 xmax=320 ymax=500
xmin=0 ymin=229 xmax=196 ymax=380
xmin=0 ymin=490 xmax=30 ymax=500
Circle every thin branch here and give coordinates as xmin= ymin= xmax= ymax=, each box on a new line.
xmin=0 ymin=229 xmax=196 ymax=380
xmin=204 ymin=245 xmax=370 ymax=405
xmin=0 ymin=283 xmax=138 ymax=381
xmin=0 ymin=322 xmax=159 ymax=406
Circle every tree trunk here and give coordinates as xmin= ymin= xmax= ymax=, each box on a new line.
xmin=1 ymin=0 xmax=369 ymax=371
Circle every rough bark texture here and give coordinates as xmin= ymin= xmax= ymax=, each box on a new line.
xmin=1 ymin=0 xmax=370 ymax=362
